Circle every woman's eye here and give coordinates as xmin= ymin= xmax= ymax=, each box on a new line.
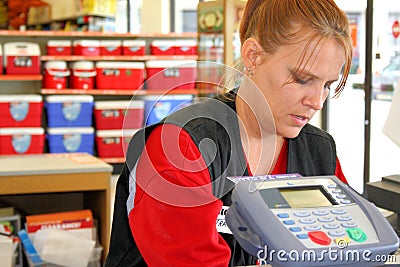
xmin=294 ymin=76 xmax=308 ymax=85
xmin=324 ymin=83 xmax=332 ymax=90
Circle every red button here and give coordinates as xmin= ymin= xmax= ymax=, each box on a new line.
xmin=308 ymin=231 xmax=331 ymax=245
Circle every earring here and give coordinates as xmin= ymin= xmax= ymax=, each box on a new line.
xmin=246 ymin=66 xmax=254 ymax=79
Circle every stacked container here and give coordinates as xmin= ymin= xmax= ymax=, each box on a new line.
xmin=3 ymin=42 xmax=41 ymax=74
xmin=100 ymin=40 xmax=122 ymax=56
xmin=122 ymin=40 xmax=146 ymax=56
xmin=95 ymin=61 xmax=145 ymax=90
xmin=145 ymin=60 xmax=197 ymax=90
xmin=45 ymin=95 xmax=95 ymax=154
xmin=43 ymin=61 xmax=70 ymax=89
xmin=70 ymin=61 xmax=96 ymax=89
xmin=47 ymin=40 xmax=72 ymax=56
xmin=73 ymin=40 xmax=100 ymax=56
xmin=144 ymin=95 xmax=193 ymax=126
xmin=0 ymin=94 xmax=44 ymax=155
xmin=94 ymin=100 xmax=144 ymax=158
xmin=150 ymin=39 xmax=197 ymax=55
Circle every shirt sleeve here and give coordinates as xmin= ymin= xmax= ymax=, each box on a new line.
xmin=335 ymin=157 xmax=348 ymax=184
xmin=128 ymin=123 xmax=231 ymax=267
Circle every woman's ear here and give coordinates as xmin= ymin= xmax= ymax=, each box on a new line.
xmin=241 ymin=37 xmax=263 ymax=69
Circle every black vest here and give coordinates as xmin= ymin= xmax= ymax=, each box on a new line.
xmin=104 ymin=94 xmax=337 ymax=267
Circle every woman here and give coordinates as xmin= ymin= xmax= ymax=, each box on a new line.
xmin=105 ymin=0 xmax=353 ymax=266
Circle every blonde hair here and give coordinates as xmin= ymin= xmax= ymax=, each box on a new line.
xmin=239 ymin=0 xmax=353 ymax=97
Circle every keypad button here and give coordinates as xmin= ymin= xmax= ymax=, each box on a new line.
xmin=293 ymin=211 xmax=311 ymax=217
xmin=289 ymin=227 xmax=302 ymax=232
xmin=312 ymin=210 xmax=329 ymax=216
xmin=308 ymin=231 xmax=331 ymax=245
xmin=327 ymin=184 xmax=337 ymax=189
xmin=346 ymin=228 xmax=367 ymax=242
xmin=297 ymin=234 xmax=309 ymax=239
xmin=332 ymin=189 xmax=342 ymax=194
xmin=340 ymin=199 xmax=351 ymax=204
xmin=331 ymin=209 xmax=347 ymax=215
xmin=318 ymin=216 xmax=334 ymax=223
xmin=323 ymin=223 xmax=340 ymax=230
xmin=342 ymin=222 xmax=358 ymax=228
xmin=283 ymin=220 xmax=295 ymax=225
xmin=328 ymin=230 xmax=346 ymax=237
xmin=277 ymin=213 xmax=289 ymax=219
xmin=336 ymin=194 xmax=347 ymax=199
xmin=299 ymin=218 xmax=316 ymax=224
xmin=304 ymin=225 xmax=322 ymax=231
xmin=336 ymin=215 xmax=352 ymax=221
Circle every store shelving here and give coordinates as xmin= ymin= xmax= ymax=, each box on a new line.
xmin=0 ymin=30 xmax=199 ymax=263
xmin=0 ymin=30 xmax=197 ymax=38
xmin=41 ymin=88 xmax=201 ymax=96
xmin=41 ymin=55 xmax=198 ymax=61
xmin=0 ymin=75 xmax=43 ymax=81
xmin=0 ymin=30 xmax=199 ymax=164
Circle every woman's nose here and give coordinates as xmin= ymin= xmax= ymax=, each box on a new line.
xmin=302 ymin=86 xmax=328 ymax=110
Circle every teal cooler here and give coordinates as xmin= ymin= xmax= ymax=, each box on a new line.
xmin=144 ymin=95 xmax=193 ymax=126
xmin=47 ymin=127 xmax=95 ymax=154
xmin=45 ymin=95 xmax=94 ymax=127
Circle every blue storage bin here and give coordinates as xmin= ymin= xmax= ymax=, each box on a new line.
xmin=47 ymin=127 xmax=95 ymax=154
xmin=45 ymin=95 xmax=94 ymax=127
xmin=144 ymin=95 xmax=193 ymax=126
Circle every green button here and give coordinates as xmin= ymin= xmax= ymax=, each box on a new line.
xmin=346 ymin=228 xmax=367 ymax=242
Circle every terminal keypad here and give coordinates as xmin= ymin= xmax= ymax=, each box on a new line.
xmin=275 ymin=208 xmax=368 ymax=246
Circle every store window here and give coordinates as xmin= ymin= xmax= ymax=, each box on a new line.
xmin=329 ymin=0 xmax=400 ymax=193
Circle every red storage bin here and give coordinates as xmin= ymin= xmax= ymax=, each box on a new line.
xmin=0 ymin=95 xmax=42 ymax=127
xmin=4 ymin=42 xmax=41 ymax=74
xmin=150 ymin=40 xmax=175 ymax=55
xmin=145 ymin=60 xmax=197 ymax=90
xmin=43 ymin=61 xmax=70 ymax=89
xmin=96 ymin=129 xmax=138 ymax=158
xmin=70 ymin=61 xmax=96 ymax=89
xmin=175 ymin=40 xmax=197 ymax=55
xmin=0 ymin=127 xmax=44 ymax=155
xmin=100 ymin=40 xmax=122 ymax=56
xmin=95 ymin=61 xmax=144 ymax=90
xmin=73 ymin=40 xmax=100 ymax=56
xmin=47 ymin=40 xmax=72 ymax=56
xmin=0 ymin=44 xmax=3 ymax=74
xmin=122 ymin=40 xmax=146 ymax=56
xmin=94 ymin=100 xmax=144 ymax=130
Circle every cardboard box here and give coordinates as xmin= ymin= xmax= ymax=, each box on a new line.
xmin=27 ymin=5 xmax=51 ymax=25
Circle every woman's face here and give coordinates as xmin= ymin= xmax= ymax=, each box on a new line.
xmin=252 ymin=39 xmax=346 ymax=139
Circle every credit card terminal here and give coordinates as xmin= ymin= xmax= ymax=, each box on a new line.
xmin=225 ymin=175 xmax=399 ymax=267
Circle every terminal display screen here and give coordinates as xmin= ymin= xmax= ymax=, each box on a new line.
xmin=278 ymin=186 xmax=335 ymax=208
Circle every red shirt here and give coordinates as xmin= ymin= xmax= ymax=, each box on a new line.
xmin=129 ymin=124 xmax=348 ymax=266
